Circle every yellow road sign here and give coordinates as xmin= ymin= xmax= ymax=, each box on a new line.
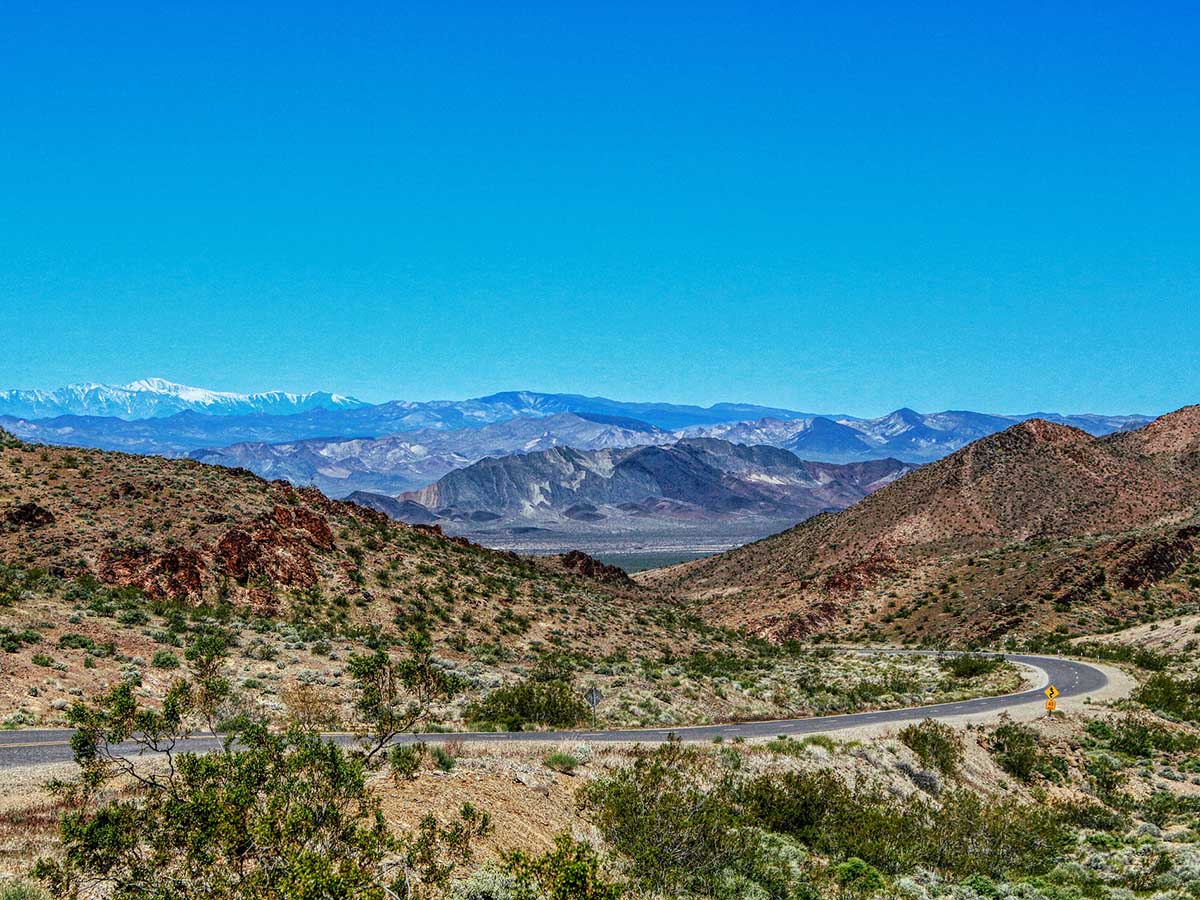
xmin=1044 ymin=685 xmax=1059 ymax=700
xmin=1045 ymin=698 xmax=1057 ymax=712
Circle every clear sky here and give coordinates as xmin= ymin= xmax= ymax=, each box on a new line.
xmin=1 ymin=3 xmax=1196 ymax=416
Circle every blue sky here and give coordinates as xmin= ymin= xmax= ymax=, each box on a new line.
xmin=1 ymin=2 xmax=1196 ymax=415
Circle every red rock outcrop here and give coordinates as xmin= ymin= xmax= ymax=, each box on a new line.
xmin=98 ymin=545 xmax=205 ymax=599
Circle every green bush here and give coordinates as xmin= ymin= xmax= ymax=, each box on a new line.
xmin=502 ymin=834 xmax=622 ymax=900
xmin=581 ymin=742 xmax=1071 ymax=893
xmin=465 ymin=678 xmax=589 ymax=731
xmin=1108 ymin=714 xmax=1195 ymax=757
xmin=543 ymin=751 xmax=581 ymax=774
xmin=389 ymin=743 xmax=426 ymax=781
xmin=579 ymin=743 xmax=760 ymax=895
xmin=56 ymin=633 xmax=97 ymax=652
xmin=432 ymin=745 xmax=456 ymax=772
xmin=152 ymin=650 xmax=180 ymax=669
xmin=1085 ymin=753 xmax=1127 ymax=802
xmin=0 ymin=880 xmax=49 ymax=900
xmin=989 ymin=717 xmax=1045 ymax=781
xmin=739 ymin=768 xmax=1069 ymax=878
xmin=834 ymin=857 xmax=886 ymax=894
xmin=0 ymin=627 xmax=41 ymax=653
xmin=36 ymin=633 xmax=482 ymax=900
xmin=898 ymin=718 xmax=962 ymax=775
xmin=1054 ymin=798 xmax=1127 ymax=833
xmin=1133 ymin=673 xmax=1200 ymax=722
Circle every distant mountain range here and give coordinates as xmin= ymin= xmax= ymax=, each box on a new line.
xmin=0 ymin=380 xmax=816 ymax=431
xmin=347 ymin=439 xmax=916 ymax=550
xmin=645 ymin=406 xmax=1200 ymax=642
xmin=0 ymin=380 xmax=1152 ymax=474
xmin=682 ymin=409 xmax=1152 ymax=463
xmin=0 ymin=379 xmax=1159 ymax=559
xmin=189 ymin=413 xmax=668 ymax=497
xmin=0 ymin=378 xmax=364 ymax=419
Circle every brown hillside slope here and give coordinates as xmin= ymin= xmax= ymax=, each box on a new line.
xmin=0 ymin=431 xmax=682 ymax=664
xmin=642 ymin=410 xmax=1200 ymax=644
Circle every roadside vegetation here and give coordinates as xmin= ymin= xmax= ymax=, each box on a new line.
xmin=0 ymin=562 xmax=1023 ymax=733
xmin=2 ymin=622 xmax=1200 ymax=900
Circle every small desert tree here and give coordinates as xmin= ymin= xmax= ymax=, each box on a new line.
xmin=348 ymin=631 xmax=465 ymax=764
xmin=36 ymin=630 xmax=477 ymax=899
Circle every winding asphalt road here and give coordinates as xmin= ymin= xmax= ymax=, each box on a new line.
xmin=0 ymin=652 xmax=1107 ymax=769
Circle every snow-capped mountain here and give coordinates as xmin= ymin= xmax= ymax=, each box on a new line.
xmin=0 ymin=378 xmax=365 ymax=419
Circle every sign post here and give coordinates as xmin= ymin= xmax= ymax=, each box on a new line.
xmin=585 ymin=685 xmax=603 ymax=730
xmin=1044 ymin=685 xmax=1059 ymax=716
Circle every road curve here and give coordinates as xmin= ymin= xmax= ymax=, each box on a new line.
xmin=0 ymin=653 xmax=1107 ymax=769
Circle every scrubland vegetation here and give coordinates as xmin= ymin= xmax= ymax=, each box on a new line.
xmin=0 ymin=626 xmax=1198 ymax=900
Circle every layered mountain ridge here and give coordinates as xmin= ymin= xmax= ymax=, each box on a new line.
xmin=354 ymin=439 xmax=916 ymax=550
xmin=189 ymin=413 xmax=669 ymax=497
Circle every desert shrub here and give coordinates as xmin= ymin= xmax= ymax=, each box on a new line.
xmin=1108 ymin=714 xmax=1195 ymax=757
xmin=1086 ymin=753 xmax=1127 ymax=802
xmin=36 ymin=692 xmax=403 ymax=899
xmin=579 ymin=742 xmax=759 ymax=895
xmin=502 ymin=834 xmax=622 ymax=900
xmin=347 ymin=631 xmax=465 ymax=763
xmin=1139 ymin=790 xmax=1200 ymax=827
xmin=432 ymin=745 xmax=456 ymax=772
xmin=389 ymin=743 xmax=426 ymax=781
xmin=764 ymin=734 xmax=836 ymax=757
xmin=0 ymin=563 xmax=56 ymax=607
xmin=939 ymin=654 xmax=1002 ymax=679
xmin=465 ymin=678 xmax=589 ymax=731
xmin=0 ymin=881 xmax=48 ymax=900
xmin=834 ymin=857 xmax=886 ymax=895
xmin=898 ymin=719 xmax=962 ymax=775
xmin=151 ymin=650 xmax=180 ymax=669
xmin=1133 ymin=673 xmax=1200 ymax=722
xmin=0 ymin=627 xmax=41 ymax=653
xmin=989 ymin=717 xmax=1042 ymax=781
xmin=450 ymin=870 xmax=517 ymax=900
xmin=1054 ymin=798 xmax=1128 ymax=832
xmin=1070 ymin=640 xmax=1174 ymax=672
xmin=280 ymin=681 xmax=342 ymax=731
xmin=738 ymin=770 xmax=1069 ymax=878
xmin=543 ymin=751 xmax=580 ymax=774
xmin=37 ymin=629 xmax=483 ymax=900
xmin=398 ymin=804 xmax=492 ymax=897
xmin=56 ymin=633 xmax=97 ymax=652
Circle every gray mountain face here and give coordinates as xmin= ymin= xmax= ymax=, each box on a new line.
xmin=376 ymin=439 xmax=917 ymax=550
xmin=188 ymin=413 xmax=671 ymax=497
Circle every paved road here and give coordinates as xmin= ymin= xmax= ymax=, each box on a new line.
xmin=0 ymin=652 xmax=1106 ymax=769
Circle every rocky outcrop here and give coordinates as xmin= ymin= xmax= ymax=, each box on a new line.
xmin=558 ymin=550 xmax=636 ymax=587
xmin=98 ymin=545 xmax=205 ymax=599
xmin=216 ymin=526 xmax=319 ymax=589
xmin=270 ymin=504 xmax=335 ymax=551
xmin=4 ymin=502 xmax=55 ymax=529
xmin=1111 ymin=527 xmax=1199 ymax=590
